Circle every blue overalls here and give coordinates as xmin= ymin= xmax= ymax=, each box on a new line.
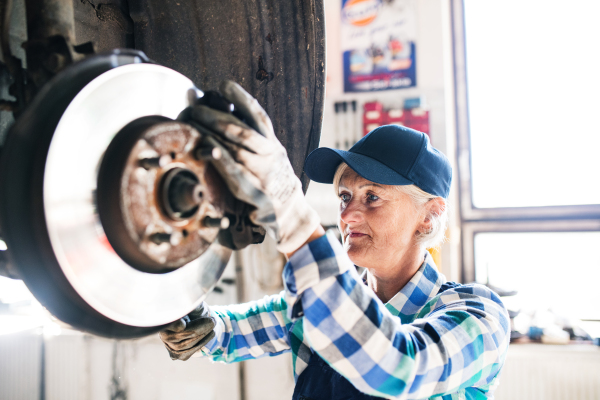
xmin=291 ymin=282 xmax=459 ymax=400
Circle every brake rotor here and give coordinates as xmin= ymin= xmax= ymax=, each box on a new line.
xmin=0 ymin=50 xmax=232 ymax=337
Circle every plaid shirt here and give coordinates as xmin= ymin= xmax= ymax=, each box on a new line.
xmin=203 ymin=233 xmax=510 ymax=399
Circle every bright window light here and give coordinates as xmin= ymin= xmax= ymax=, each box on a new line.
xmin=0 ymin=276 xmax=35 ymax=304
xmin=475 ymin=232 xmax=600 ymax=320
xmin=464 ymin=0 xmax=600 ymax=208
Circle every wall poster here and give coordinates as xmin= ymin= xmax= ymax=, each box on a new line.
xmin=341 ymin=0 xmax=417 ymax=92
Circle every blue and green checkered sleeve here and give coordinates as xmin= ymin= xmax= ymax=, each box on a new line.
xmin=284 ymin=232 xmax=510 ymax=399
xmin=202 ymin=293 xmax=293 ymax=363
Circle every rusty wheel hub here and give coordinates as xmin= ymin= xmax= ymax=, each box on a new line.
xmin=97 ymin=117 xmax=229 ymax=273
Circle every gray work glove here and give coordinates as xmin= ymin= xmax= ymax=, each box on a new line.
xmin=159 ymin=302 xmax=216 ymax=361
xmin=190 ymin=81 xmax=320 ymax=254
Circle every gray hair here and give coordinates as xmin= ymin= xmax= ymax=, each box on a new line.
xmin=333 ymin=163 xmax=448 ymax=249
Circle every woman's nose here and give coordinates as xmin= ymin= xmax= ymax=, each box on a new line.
xmin=340 ymin=199 xmax=363 ymax=224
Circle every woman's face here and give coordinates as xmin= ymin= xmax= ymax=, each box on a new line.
xmin=337 ymin=168 xmax=424 ymax=270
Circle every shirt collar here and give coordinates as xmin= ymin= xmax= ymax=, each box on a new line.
xmin=383 ymin=252 xmax=447 ymax=323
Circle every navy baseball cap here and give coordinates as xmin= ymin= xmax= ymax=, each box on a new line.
xmin=304 ymin=125 xmax=452 ymax=198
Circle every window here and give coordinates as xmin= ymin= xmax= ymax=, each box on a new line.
xmin=475 ymin=231 xmax=600 ymax=320
xmin=464 ymin=0 xmax=600 ymax=210
xmin=453 ymin=0 xmax=600 ymax=321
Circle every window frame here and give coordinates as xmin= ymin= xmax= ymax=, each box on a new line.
xmin=451 ymin=0 xmax=600 ymax=282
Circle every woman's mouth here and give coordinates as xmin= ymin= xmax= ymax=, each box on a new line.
xmin=348 ymin=232 xmax=366 ymax=238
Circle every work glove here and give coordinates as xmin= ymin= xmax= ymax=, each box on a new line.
xmin=159 ymin=302 xmax=216 ymax=361
xmin=189 ymin=81 xmax=320 ymax=254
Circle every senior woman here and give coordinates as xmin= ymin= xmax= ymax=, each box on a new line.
xmin=159 ymin=82 xmax=510 ymax=399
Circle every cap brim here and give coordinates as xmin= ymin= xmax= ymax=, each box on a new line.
xmin=304 ymin=147 xmax=414 ymax=186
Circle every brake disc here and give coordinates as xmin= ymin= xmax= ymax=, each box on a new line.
xmin=0 ymin=50 xmax=232 ymax=337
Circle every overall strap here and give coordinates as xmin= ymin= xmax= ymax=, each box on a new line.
xmin=292 ymin=351 xmax=381 ymax=400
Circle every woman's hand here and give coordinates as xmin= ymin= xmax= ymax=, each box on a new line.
xmin=159 ymin=303 xmax=216 ymax=361
xmin=188 ymin=81 xmax=321 ymax=254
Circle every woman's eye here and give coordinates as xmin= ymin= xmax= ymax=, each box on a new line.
xmin=340 ymin=193 xmax=350 ymax=202
xmin=367 ymin=194 xmax=379 ymax=202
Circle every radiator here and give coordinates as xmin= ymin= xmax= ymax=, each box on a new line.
xmin=495 ymin=344 xmax=600 ymax=400
xmin=0 ymin=331 xmax=43 ymax=400
xmin=44 ymin=334 xmax=88 ymax=400
xmin=7 ymin=333 xmax=594 ymax=400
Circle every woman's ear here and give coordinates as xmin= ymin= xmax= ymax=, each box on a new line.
xmin=417 ymin=197 xmax=445 ymax=234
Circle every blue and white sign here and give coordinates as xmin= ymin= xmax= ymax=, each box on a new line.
xmin=342 ymin=0 xmax=417 ymax=92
